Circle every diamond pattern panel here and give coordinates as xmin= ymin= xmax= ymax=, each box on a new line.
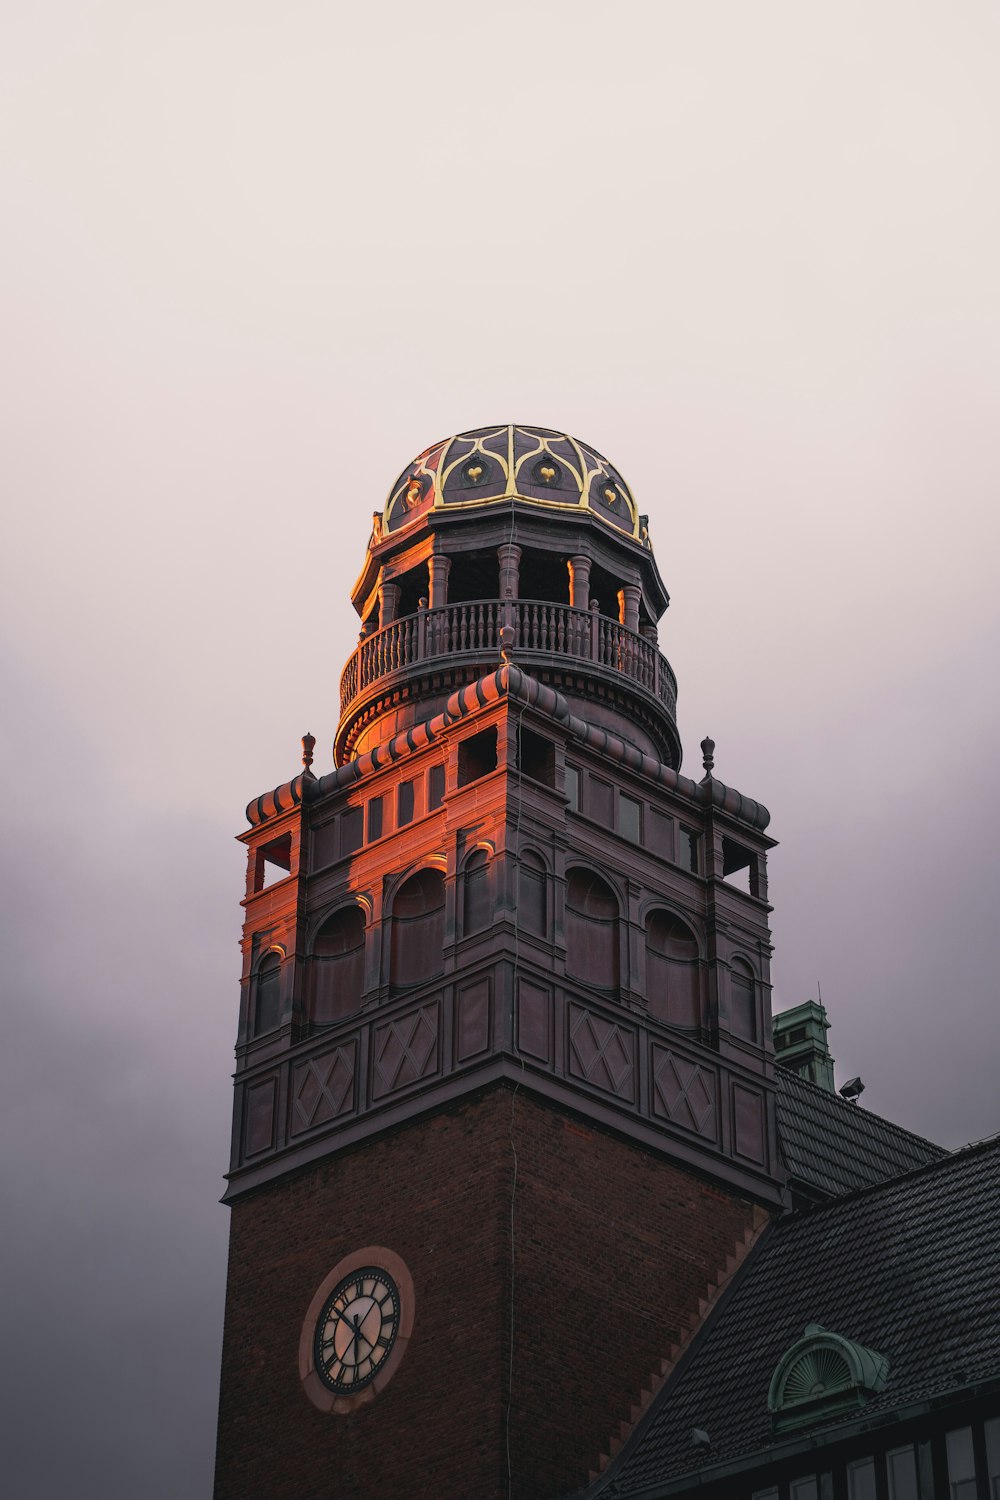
xmin=567 ymin=1004 xmax=635 ymax=1102
xmin=372 ymin=1003 xmax=439 ymax=1100
xmin=290 ymin=1042 xmax=356 ymax=1135
xmin=651 ymin=1046 xmax=717 ymax=1139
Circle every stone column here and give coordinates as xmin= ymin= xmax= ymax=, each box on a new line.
xmin=497 ymin=543 xmax=521 ymax=600
xmin=378 ymin=574 xmax=401 ymax=626
xmin=567 ymin=554 xmax=591 ymax=612
xmin=428 ymin=554 xmax=451 ymax=610
xmin=618 ymin=584 xmax=641 ymax=633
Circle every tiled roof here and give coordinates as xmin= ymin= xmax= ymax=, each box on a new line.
xmin=774 ymin=1066 xmax=946 ymax=1201
xmin=591 ymin=1134 xmax=1000 ymax=1497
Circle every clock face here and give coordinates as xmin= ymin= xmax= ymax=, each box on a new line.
xmin=313 ymin=1267 xmax=400 ymax=1393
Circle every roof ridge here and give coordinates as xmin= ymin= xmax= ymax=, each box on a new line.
xmin=775 ymin=1066 xmax=946 ymax=1156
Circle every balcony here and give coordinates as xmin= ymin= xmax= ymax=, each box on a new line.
xmin=338 ymin=598 xmax=677 ymax=726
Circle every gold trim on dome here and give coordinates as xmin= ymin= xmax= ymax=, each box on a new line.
xmin=382 ymin=425 xmax=641 ymax=539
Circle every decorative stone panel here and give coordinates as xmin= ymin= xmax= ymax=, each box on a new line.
xmin=372 ymin=1002 xmax=440 ymax=1099
xmin=567 ymin=1003 xmax=636 ymax=1103
xmin=244 ymin=1076 xmax=277 ymax=1157
xmin=733 ymin=1082 xmax=766 ymax=1164
xmin=651 ymin=1046 xmax=717 ymax=1140
xmin=290 ymin=1042 xmax=357 ymax=1135
xmin=456 ymin=977 xmax=492 ymax=1062
xmin=516 ymin=978 xmax=552 ymax=1063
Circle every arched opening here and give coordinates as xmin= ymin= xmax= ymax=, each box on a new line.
xmin=463 ymin=850 xmax=491 ymax=936
xmin=390 ymin=868 xmax=446 ymax=989
xmin=252 ymin=951 xmax=282 ymax=1037
xmin=446 ymin=548 xmax=501 ymax=604
xmin=645 ymin=911 xmax=700 ymax=1030
xmin=518 ymin=851 xmax=547 ymax=938
xmin=566 ymin=869 xmax=619 ymax=992
xmin=730 ymin=958 xmax=757 ymax=1042
xmin=309 ymin=906 xmax=366 ymax=1026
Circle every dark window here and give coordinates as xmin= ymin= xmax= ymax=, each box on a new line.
xmin=566 ymin=869 xmax=619 ymax=991
xmin=253 ymin=952 xmax=282 ymax=1036
xmin=620 ymin=794 xmax=641 ymax=844
xmin=887 ymin=1446 xmax=919 ymax=1500
xmin=986 ymin=1419 xmax=1000 ymax=1495
xmin=518 ymin=727 xmax=555 ymax=787
xmin=457 ymin=727 xmax=498 ymax=786
xmin=464 ymin=852 xmax=491 ymax=930
xmin=645 ymin=911 xmax=700 ymax=1029
xmin=730 ymin=959 xmax=757 ymax=1042
xmin=518 ymin=852 xmax=547 ymax=937
xmin=847 ymin=1458 xmax=877 ymax=1500
xmin=397 ymin=780 xmax=415 ymax=826
xmin=565 ymin=764 xmax=580 ymax=811
xmin=390 ymin=869 xmax=446 ymax=988
xmin=647 ymin=807 xmax=674 ymax=860
xmin=463 ymin=850 xmax=491 ymax=935
xmin=341 ymin=806 xmax=363 ymax=857
xmin=589 ymin=776 xmax=614 ymax=826
xmin=367 ymin=796 xmax=383 ymax=842
xmin=309 ymin=906 xmax=365 ymax=1026
xmin=428 ymin=763 xmax=445 ymax=810
xmin=946 ymin=1428 xmax=976 ymax=1500
xmin=679 ymin=828 xmax=699 ymax=873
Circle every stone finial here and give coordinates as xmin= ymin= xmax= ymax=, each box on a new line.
xmin=302 ymin=732 xmax=316 ymax=772
xmin=499 ymin=624 xmax=515 ymax=664
xmin=701 ymin=736 xmax=715 ymax=777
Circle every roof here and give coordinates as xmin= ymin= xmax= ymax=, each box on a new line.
xmin=247 ymin=665 xmax=771 ymax=832
xmin=383 ymin=424 xmax=643 ymax=538
xmin=591 ymin=1133 xmax=1000 ymax=1497
xmin=774 ymin=1065 xmax=947 ymax=1202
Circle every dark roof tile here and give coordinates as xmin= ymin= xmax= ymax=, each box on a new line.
xmin=774 ymin=1067 xmax=946 ymax=1201
xmin=595 ymin=1134 xmax=1000 ymax=1497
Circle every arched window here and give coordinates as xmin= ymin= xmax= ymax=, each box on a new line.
xmin=390 ymin=868 xmax=446 ymax=989
xmin=252 ymin=951 xmax=282 ymax=1036
xmin=309 ymin=906 xmax=366 ymax=1026
xmin=730 ymin=958 xmax=757 ymax=1042
xmin=565 ymin=869 xmax=619 ymax=991
xmin=463 ymin=850 xmax=491 ymax=936
xmin=645 ymin=911 xmax=700 ymax=1030
xmin=518 ymin=851 xmax=547 ymax=938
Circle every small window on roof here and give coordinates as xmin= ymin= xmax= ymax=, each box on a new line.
xmin=768 ymin=1325 xmax=889 ymax=1434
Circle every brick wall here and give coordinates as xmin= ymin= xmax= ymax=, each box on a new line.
xmin=214 ymin=1084 xmax=758 ymax=1500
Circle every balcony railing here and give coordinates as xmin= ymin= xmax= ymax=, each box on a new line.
xmin=339 ymin=599 xmax=677 ymax=720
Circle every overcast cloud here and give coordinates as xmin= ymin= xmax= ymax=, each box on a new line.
xmin=2 ymin=3 xmax=999 ymax=1495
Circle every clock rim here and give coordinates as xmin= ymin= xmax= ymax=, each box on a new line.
xmin=299 ymin=1245 xmax=415 ymax=1415
xmin=313 ymin=1266 xmax=401 ymax=1394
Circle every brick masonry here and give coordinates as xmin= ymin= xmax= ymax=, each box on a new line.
xmin=214 ymin=1082 xmax=759 ymax=1500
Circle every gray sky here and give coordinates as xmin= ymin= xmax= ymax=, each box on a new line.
xmin=2 ymin=3 xmax=999 ymax=1495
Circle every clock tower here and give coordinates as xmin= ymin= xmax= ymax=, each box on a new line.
xmin=213 ymin=425 xmax=783 ymax=1500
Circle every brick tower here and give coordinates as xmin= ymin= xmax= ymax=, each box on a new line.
xmin=213 ymin=425 xmax=783 ymax=1500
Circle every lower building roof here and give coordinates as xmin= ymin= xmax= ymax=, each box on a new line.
xmin=774 ymin=1065 xmax=946 ymax=1203
xmin=588 ymin=1132 xmax=1000 ymax=1497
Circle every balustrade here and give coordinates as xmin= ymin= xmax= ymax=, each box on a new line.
xmin=340 ymin=598 xmax=676 ymax=718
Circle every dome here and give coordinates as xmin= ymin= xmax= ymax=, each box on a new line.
xmin=383 ymin=424 xmax=643 ymax=540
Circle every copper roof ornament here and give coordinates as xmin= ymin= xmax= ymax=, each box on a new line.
xmin=302 ymin=732 xmax=316 ymax=774
xmin=701 ymin=736 xmax=715 ymax=780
